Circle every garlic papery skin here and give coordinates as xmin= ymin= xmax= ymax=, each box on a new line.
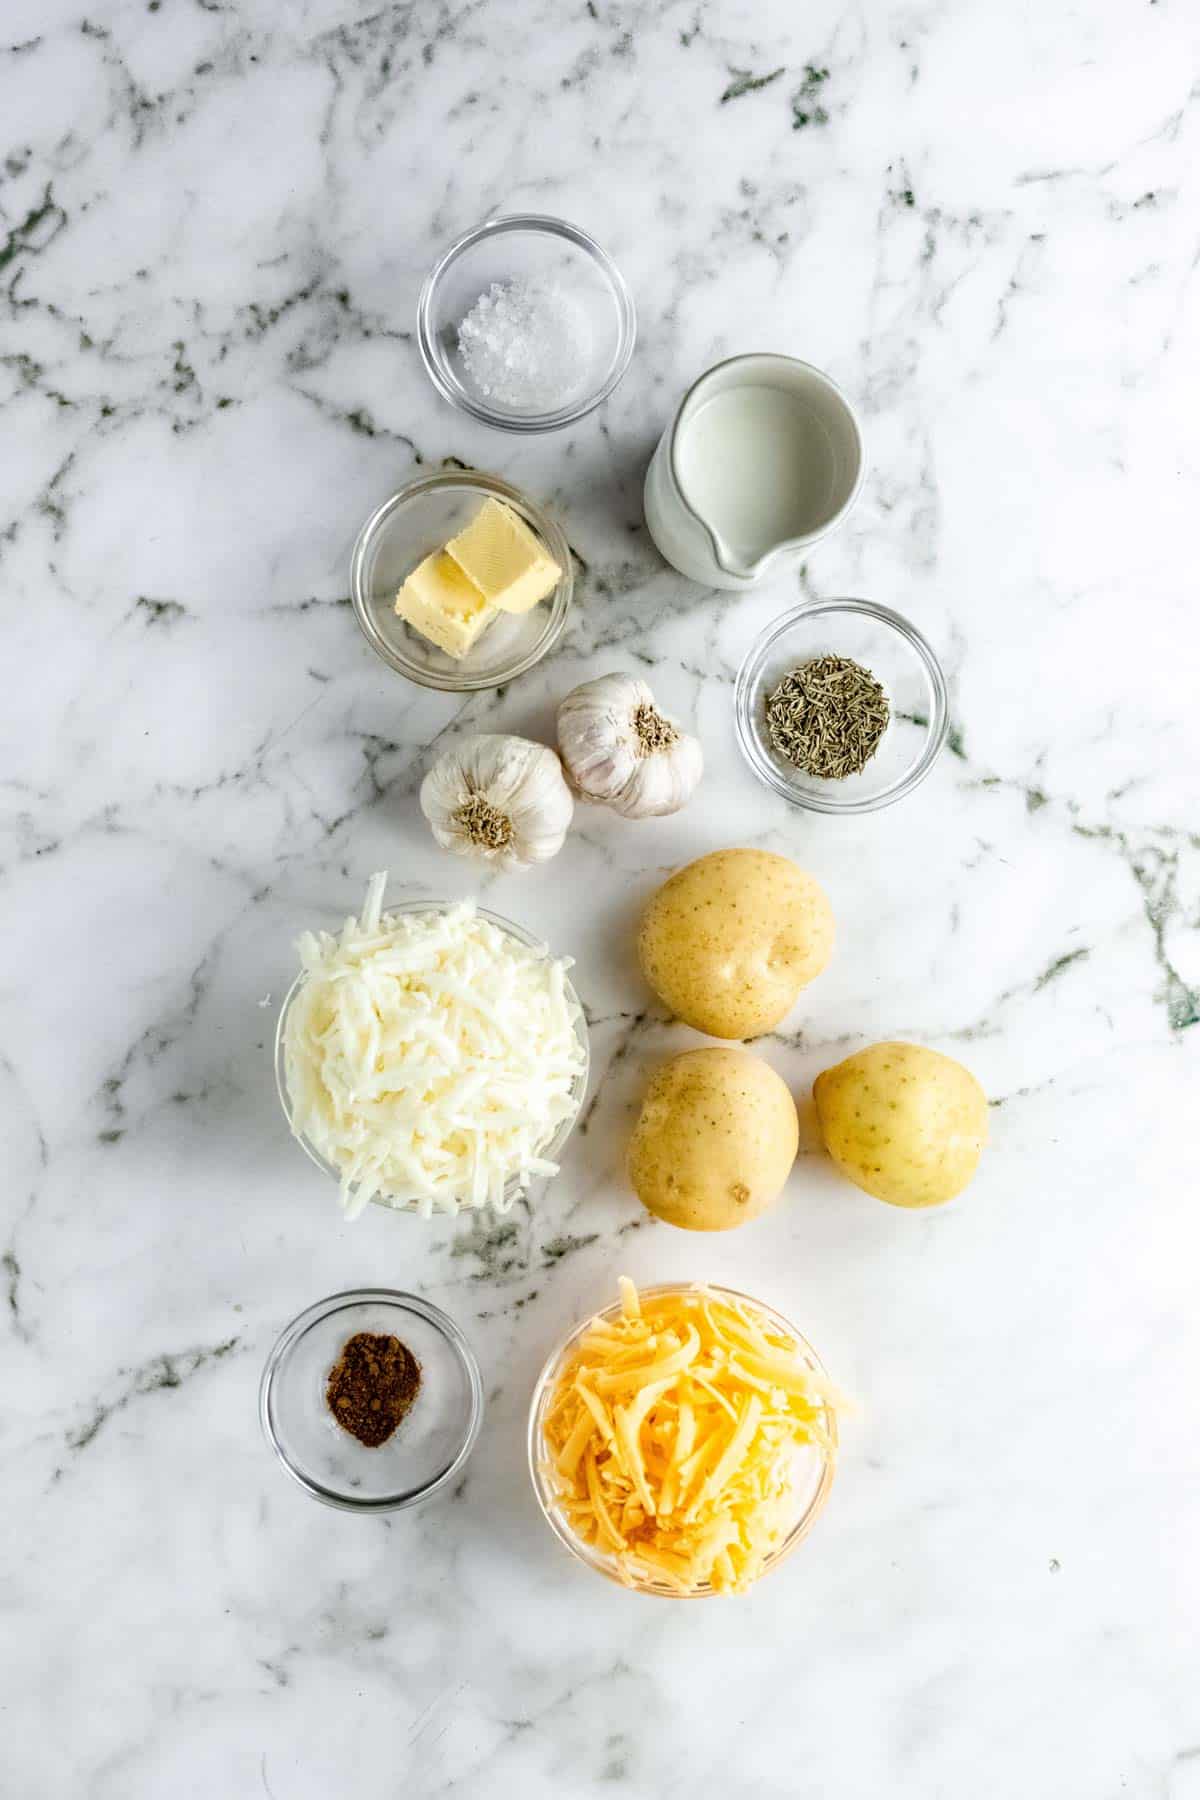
xmin=557 ymin=673 xmax=703 ymax=819
xmin=419 ymin=734 xmax=574 ymax=870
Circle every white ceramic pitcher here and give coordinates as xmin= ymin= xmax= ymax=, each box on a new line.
xmin=643 ymin=353 xmax=865 ymax=589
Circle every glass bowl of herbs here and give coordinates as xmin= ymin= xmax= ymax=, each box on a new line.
xmin=734 ymin=599 xmax=948 ymax=814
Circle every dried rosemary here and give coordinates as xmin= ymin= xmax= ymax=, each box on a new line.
xmin=765 ymin=655 xmax=890 ymax=779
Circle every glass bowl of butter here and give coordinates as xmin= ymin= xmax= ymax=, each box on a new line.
xmin=351 ymin=470 xmax=573 ymax=691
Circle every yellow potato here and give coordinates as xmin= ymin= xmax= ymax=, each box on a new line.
xmin=813 ymin=1041 xmax=988 ymax=1208
xmin=638 ymin=849 xmax=834 ymax=1040
xmin=628 ymin=1047 xmax=799 ymax=1232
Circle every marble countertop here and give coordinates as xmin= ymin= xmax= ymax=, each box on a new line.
xmin=4 ymin=2 xmax=1198 ymax=1795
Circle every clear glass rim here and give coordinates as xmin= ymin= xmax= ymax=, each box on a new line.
xmin=275 ymin=898 xmax=591 ymax=1217
xmin=417 ymin=212 xmax=637 ymax=433
xmin=350 ymin=468 xmax=574 ymax=691
xmin=526 ymin=1282 xmax=838 ymax=1599
xmin=259 ymin=1287 xmax=485 ymax=1512
xmin=734 ymin=597 xmax=949 ymax=815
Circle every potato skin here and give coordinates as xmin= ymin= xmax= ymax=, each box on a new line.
xmin=628 ymin=1047 xmax=799 ymax=1232
xmin=637 ymin=849 xmax=834 ymax=1040
xmin=813 ymin=1041 xmax=988 ymax=1208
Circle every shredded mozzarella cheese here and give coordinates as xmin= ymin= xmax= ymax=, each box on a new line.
xmin=283 ymin=875 xmax=586 ymax=1219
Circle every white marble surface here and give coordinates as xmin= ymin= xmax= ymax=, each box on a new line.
xmin=3 ymin=1 xmax=1199 ymax=1794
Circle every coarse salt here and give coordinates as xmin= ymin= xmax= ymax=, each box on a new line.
xmin=457 ymin=278 xmax=592 ymax=413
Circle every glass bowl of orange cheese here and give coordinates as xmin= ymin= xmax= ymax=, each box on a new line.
xmin=527 ymin=1279 xmax=840 ymax=1598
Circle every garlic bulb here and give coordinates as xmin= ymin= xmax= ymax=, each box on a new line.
xmin=419 ymin=733 xmax=573 ymax=870
xmin=557 ymin=673 xmax=703 ymax=819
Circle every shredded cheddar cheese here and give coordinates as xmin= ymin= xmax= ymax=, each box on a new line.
xmin=540 ymin=1281 xmax=839 ymax=1595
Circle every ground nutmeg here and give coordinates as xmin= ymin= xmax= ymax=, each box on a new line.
xmin=325 ymin=1331 xmax=421 ymax=1448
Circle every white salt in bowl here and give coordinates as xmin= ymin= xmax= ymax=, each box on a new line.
xmin=417 ymin=214 xmax=636 ymax=432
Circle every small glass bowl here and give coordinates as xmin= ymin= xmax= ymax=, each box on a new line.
xmin=351 ymin=470 xmax=572 ymax=691
xmin=527 ymin=1283 xmax=837 ymax=1599
xmin=260 ymin=1289 xmax=483 ymax=1511
xmin=275 ymin=899 xmax=590 ymax=1218
xmin=735 ymin=598 xmax=949 ymax=814
xmin=417 ymin=213 xmax=636 ymax=432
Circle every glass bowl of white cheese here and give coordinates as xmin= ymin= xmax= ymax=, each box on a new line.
xmin=275 ymin=890 xmax=590 ymax=1221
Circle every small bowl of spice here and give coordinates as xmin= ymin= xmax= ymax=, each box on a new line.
xmin=417 ymin=214 xmax=636 ymax=432
xmin=528 ymin=1278 xmax=840 ymax=1598
xmin=734 ymin=599 xmax=948 ymax=814
xmin=259 ymin=1289 xmax=483 ymax=1511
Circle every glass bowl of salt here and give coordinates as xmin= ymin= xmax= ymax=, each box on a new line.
xmin=417 ymin=213 xmax=636 ymax=432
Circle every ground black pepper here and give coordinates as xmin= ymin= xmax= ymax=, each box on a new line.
xmin=325 ymin=1332 xmax=421 ymax=1448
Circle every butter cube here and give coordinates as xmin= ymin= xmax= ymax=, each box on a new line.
xmin=394 ymin=551 xmax=498 ymax=659
xmin=445 ymin=499 xmax=561 ymax=614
